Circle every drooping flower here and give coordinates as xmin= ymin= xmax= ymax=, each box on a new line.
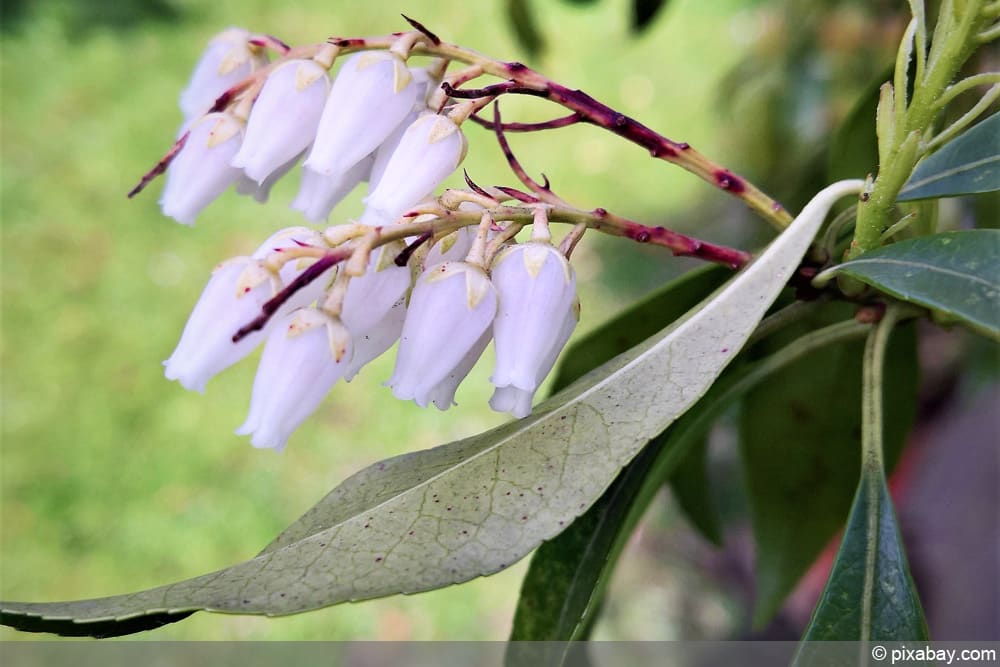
xmin=361 ymin=112 xmax=468 ymax=226
xmin=303 ymin=52 xmax=418 ymax=178
xmin=340 ymin=243 xmax=412 ymax=379
xmin=230 ymin=59 xmax=330 ymax=184
xmin=291 ymin=154 xmax=373 ymax=223
xmin=235 ymin=151 xmax=302 ymax=204
xmin=489 ymin=243 xmax=579 ymax=418
xmin=388 ymin=261 xmax=497 ymax=408
xmin=236 ymin=309 xmax=351 ymax=450
xmin=160 ymin=113 xmax=244 ymax=225
xmin=179 ymin=28 xmax=268 ymax=121
xmin=163 ymin=227 xmax=331 ymax=392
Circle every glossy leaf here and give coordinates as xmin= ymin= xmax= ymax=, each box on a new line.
xmin=795 ymin=313 xmax=928 ymax=655
xmin=741 ymin=311 xmax=917 ymax=627
xmin=827 ymin=230 xmax=1000 ymax=341
xmin=898 ymin=112 xmax=1000 ymax=200
xmin=0 ymin=181 xmax=859 ymax=637
xmin=797 ymin=473 xmax=928 ymax=646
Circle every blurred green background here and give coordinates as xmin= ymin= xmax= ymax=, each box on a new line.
xmin=8 ymin=0 xmax=983 ymax=643
xmin=0 ymin=0 xmax=763 ymax=641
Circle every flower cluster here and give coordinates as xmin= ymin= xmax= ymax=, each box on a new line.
xmin=158 ymin=29 xmax=581 ymax=450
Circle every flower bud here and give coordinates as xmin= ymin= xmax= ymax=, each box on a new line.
xmin=304 ymin=52 xmax=418 ymax=178
xmin=230 ymin=60 xmax=330 ymax=184
xmin=291 ymin=155 xmax=373 ymax=223
xmin=425 ymin=226 xmax=477 ymax=267
xmin=362 ymin=113 xmax=467 ymax=226
xmin=164 ymin=228 xmax=332 ymax=392
xmin=160 ymin=113 xmax=244 ymax=225
xmin=488 ymin=243 xmax=578 ymax=417
xmin=236 ymin=309 xmax=351 ymax=450
xmin=179 ymin=28 xmax=268 ymax=120
xmin=388 ymin=261 xmax=497 ymax=408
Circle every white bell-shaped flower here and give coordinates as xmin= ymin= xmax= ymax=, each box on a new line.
xmin=160 ymin=113 xmax=244 ymax=225
xmin=237 ymin=309 xmax=351 ymax=450
xmin=230 ymin=60 xmax=330 ymax=184
xmin=235 ymin=151 xmax=301 ymax=204
xmin=488 ymin=243 xmax=578 ymax=417
xmin=344 ymin=296 xmax=407 ymax=381
xmin=388 ymin=261 xmax=497 ymax=408
xmin=490 ymin=298 xmax=578 ymax=418
xmin=303 ymin=52 xmax=418 ymax=178
xmin=425 ymin=226 xmax=478 ymax=267
xmin=362 ymin=113 xmax=467 ymax=226
xmin=179 ymin=28 xmax=268 ymax=121
xmin=340 ymin=244 xmax=412 ymax=334
xmin=427 ymin=330 xmax=491 ymax=410
xmin=291 ymin=154 xmax=373 ymax=223
xmin=164 ymin=227 xmax=332 ymax=392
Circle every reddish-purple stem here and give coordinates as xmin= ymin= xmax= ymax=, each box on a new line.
xmin=232 ymin=248 xmax=352 ymax=342
xmin=401 ymin=14 xmax=441 ymax=45
xmin=127 ymin=131 xmax=188 ymax=198
xmin=468 ymin=111 xmax=582 ymax=133
xmin=394 ymin=231 xmax=434 ymax=267
xmin=442 ymin=80 xmax=547 ymax=100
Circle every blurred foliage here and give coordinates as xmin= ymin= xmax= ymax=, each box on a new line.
xmin=2 ymin=0 xmax=182 ymax=35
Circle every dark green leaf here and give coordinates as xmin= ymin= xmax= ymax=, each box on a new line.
xmin=741 ymin=309 xmax=917 ymax=627
xmin=898 ymin=112 xmax=1000 ymax=200
xmin=827 ymin=230 xmax=1000 ymax=340
xmin=630 ymin=0 xmax=669 ymax=33
xmin=667 ymin=437 xmax=722 ymax=545
xmin=507 ymin=0 xmax=545 ymax=56
xmin=551 ymin=264 xmax=731 ymax=391
xmin=797 ymin=472 xmax=927 ymax=647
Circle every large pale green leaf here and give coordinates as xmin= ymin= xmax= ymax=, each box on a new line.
xmin=0 ymin=181 xmax=861 ymax=637
xmin=742 ymin=312 xmax=917 ymax=627
xmin=550 ymin=264 xmax=731 ymax=391
xmin=898 ymin=112 xmax=1000 ymax=201
xmin=826 ymin=229 xmax=1000 ymax=340
xmin=508 ymin=318 xmax=873 ymax=651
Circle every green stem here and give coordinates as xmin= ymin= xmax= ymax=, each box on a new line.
xmin=861 ymin=306 xmax=900 ymax=473
xmin=849 ymin=0 xmax=991 ymax=260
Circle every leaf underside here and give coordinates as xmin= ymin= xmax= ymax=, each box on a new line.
xmin=1 ymin=183 xmax=846 ymax=637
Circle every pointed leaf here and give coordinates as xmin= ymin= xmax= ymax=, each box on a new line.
xmin=898 ymin=112 xmax=1000 ymax=200
xmin=1 ymin=181 xmax=861 ymax=637
xmin=742 ymin=311 xmax=917 ymax=627
xmin=826 ymin=229 xmax=1000 ymax=341
xmin=795 ymin=309 xmax=928 ymax=664
xmin=796 ymin=473 xmax=928 ymax=647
